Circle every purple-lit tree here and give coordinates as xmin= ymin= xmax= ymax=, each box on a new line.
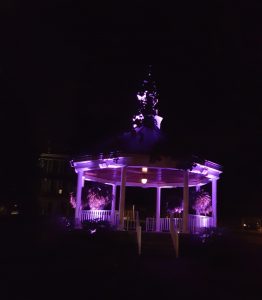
xmin=69 ymin=184 xmax=112 ymax=211
xmin=132 ymin=65 xmax=160 ymax=129
xmin=85 ymin=183 xmax=112 ymax=210
xmin=166 ymin=195 xmax=184 ymax=218
xmin=192 ymin=190 xmax=212 ymax=216
xmin=69 ymin=192 xmax=76 ymax=209
xmin=167 ymin=205 xmax=183 ymax=218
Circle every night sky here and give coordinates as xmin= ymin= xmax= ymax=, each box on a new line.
xmin=1 ymin=1 xmax=261 ymax=221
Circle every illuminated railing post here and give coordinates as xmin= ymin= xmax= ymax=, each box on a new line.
xmin=212 ymin=179 xmax=217 ymax=227
xmin=111 ymin=184 xmax=117 ymax=225
xmin=75 ymin=169 xmax=84 ymax=228
xmin=119 ymin=166 xmax=127 ymax=230
xmin=156 ymin=187 xmax=161 ymax=232
xmin=182 ymin=170 xmax=189 ymax=233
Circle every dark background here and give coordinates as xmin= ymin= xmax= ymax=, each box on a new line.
xmin=0 ymin=0 xmax=261 ymax=223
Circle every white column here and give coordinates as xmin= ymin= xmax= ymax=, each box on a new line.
xmin=75 ymin=169 xmax=84 ymax=228
xmin=182 ymin=170 xmax=189 ymax=233
xmin=111 ymin=184 xmax=117 ymax=225
xmin=156 ymin=187 xmax=161 ymax=232
xmin=212 ymin=179 xmax=218 ymax=227
xmin=118 ymin=166 xmax=127 ymax=230
xmin=196 ymin=185 xmax=200 ymax=192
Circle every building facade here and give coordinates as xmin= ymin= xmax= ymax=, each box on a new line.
xmin=38 ymin=153 xmax=76 ymax=216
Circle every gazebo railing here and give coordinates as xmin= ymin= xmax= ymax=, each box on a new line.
xmin=146 ymin=218 xmax=156 ymax=232
xmin=160 ymin=218 xmax=170 ymax=231
xmin=81 ymin=210 xmax=111 ymax=222
xmin=146 ymin=215 xmax=213 ymax=234
xmin=161 ymin=217 xmax=183 ymax=232
xmin=110 ymin=211 xmax=137 ymax=230
xmin=124 ymin=218 xmax=136 ymax=230
xmin=81 ymin=210 xmax=137 ymax=230
xmin=81 ymin=210 xmax=212 ymax=233
xmin=145 ymin=217 xmax=182 ymax=232
xmin=189 ymin=215 xmax=213 ymax=233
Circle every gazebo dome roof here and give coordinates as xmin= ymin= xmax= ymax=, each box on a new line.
xmin=94 ymin=122 xmax=167 ymax=157
xmin=117 ymin=125 xmax=164 ymax=154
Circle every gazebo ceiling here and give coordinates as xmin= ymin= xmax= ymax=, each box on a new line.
xmin=83 ymin=166 xmax=210 ymax=187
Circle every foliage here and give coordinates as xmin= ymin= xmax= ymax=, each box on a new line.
xmin=69 ymin=192 xmax=76 ymax=209
xmin=192 ymin=190 xmax=212 ymax=216
xmin=132 ymin=66 xmax=159 ymax=129
xmin=69 ymin=182 xmax=112 ymax=211
xmin=80 ymin=183 xmax=112 ymax=210
xmin=82 ymin=219 xmax=115 ymax=234
xmin=165 ymin=192 xmax=183 ymax=217
xmin=167 ymin=205 xmax=183 ymax=217
xmin=197 ymin=226 xmax=225 ymax=244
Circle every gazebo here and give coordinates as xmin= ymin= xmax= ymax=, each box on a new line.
xmin=70 ymin=70 xmax=222 ymax=233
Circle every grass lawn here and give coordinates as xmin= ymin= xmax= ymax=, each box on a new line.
xmin=0 ymin=216 xmax=261 ymax=299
